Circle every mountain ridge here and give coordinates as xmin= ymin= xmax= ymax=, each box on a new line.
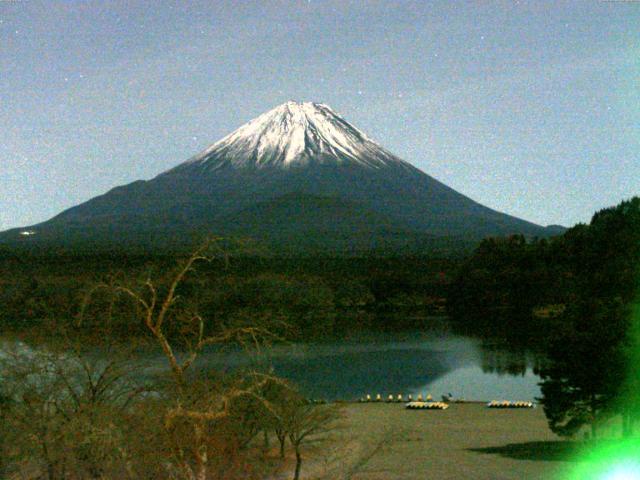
xmin=0 ymin=101 xmax=563 ymax=254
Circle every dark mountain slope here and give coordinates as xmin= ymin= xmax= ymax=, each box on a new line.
xmin=0 ymin=101 xmax=560 ymax=253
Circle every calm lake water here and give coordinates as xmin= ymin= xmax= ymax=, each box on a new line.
xmin=2 ymin=325 xmax=543 ymax=403
xmin=192 ymin=328 xmax=543 ymax=402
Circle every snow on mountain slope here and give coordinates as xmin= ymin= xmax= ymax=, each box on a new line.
xmin=0 ymin=100 xmax=559 ymax=252
xmin=179 ymin=101 xmax=412 ymax=170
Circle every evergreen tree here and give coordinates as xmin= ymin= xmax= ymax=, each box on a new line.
xmin=539 ymin=197 xmax=640 ymax=437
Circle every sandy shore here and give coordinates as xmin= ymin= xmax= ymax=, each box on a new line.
xmin=295 ymin=402 xmax=575 ymax=480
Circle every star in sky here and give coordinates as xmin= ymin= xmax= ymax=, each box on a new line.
xmin=1 ymin=1 xmax=637 ymax=231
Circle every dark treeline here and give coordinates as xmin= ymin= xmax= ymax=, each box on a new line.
xmin=0 ymin=242 xmax=345 ymax=480
xmin=0 ymin=251 xmax=455 ymax=340
xmin=449 ymin=197 xmax=640 ymax=346
xmin=2 ymin=239 xmax=467 ymax=479
xmin=448 ymin=233 xmax=572 ymax=346
xmin=450 ymin=197 xmax=640 ymax=437
xmin=3 ymin=198 xmax=639 ymax=442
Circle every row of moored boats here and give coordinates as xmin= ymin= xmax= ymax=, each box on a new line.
xmin=358 ymin=394 xmax=535 ymax=409
xmin=359 ymin=393 xmax=434 ymax=403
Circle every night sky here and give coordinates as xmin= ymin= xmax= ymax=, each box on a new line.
xmin=2 ymin=0 xmax=638 ymax=231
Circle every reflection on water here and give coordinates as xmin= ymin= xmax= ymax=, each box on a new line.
xmin=270 ymin=348 xmax=449 ymax=400
xmin=411 ymin=366 xmax=541 ymax=402
xmin=479 ymin=346 xmax=543 ymax=377
xmin=2 ymin=328 xmax=544 ymax=402
xmin=193 ymin=330 xmax=543 ymax=401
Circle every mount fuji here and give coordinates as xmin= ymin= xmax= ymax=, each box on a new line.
xmin=1 ymin=101 xmax=561 ymax=253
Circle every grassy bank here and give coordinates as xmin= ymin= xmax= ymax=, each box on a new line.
xmin=286 ymin=402 xmax=575 ymax=480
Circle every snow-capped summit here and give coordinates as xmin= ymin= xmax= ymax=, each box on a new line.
xmin=1 ymin=101 xmax=558 ymax=253
xmin=181 ymin=101 xmax=409 ymax=170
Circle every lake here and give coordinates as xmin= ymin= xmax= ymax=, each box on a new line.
xmin=1 ymin=326 xmax=543 ymax=403
xmin=193 ymin=328 xmax=543 ymax=402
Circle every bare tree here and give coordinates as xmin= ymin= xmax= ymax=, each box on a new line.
xmin=2 ymin=238 xmax=333 ymax=479
xmin=0 ymin=343 xmax=147 ymax=480
xmin=81 ymin=238 xmax=290 ymax=480
xmin=283 ymin=398 xmax=341 ymax=480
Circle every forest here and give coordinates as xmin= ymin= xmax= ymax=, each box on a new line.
xmin=450 ymin=197 xmax=640 ymax=438
xmin=0 ymin=245 xmax=454 ymax=478
xmin=0 ymin=251 xmax=454 ymax=340
xmin=1 ymin=197 xmax=639 ymax=478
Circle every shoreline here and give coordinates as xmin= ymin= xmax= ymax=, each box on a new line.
xmin=289 ymin=402 xmax=570 ymax=480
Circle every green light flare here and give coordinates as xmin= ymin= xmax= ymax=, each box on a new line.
xmin=563 ymin=438 xmax=640 ymax=480
xmin=562 ymin=303 xmax=640 ymax=480
xmin=619 ymin=301 xmax=640 ymax=439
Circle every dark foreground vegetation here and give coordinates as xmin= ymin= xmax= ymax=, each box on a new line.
xmin=1 ymin=197 xmax=639 ymax=478
xmin=450 ymin=197 xmax=640 ymax=439
xmin=0 ymin=251 xmax=454 ymax=340
xmin=1 ymin=242 xmax=345 ymax=479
